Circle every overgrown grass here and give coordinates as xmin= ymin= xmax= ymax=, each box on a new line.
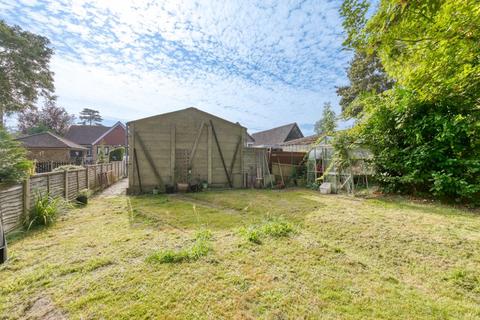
xmin=146 ymin=230 xmax=213 ymax=264
xmin=1 ymin=189 xmax=480 ymax=319
xmin=239 ymin=218 xmax=295 ymax=244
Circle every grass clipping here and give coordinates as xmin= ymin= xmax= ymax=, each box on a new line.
xmin=239 ymin=218 xmax=295 ymax=244
xmin=147 ymin=230 xmax=213 ymax=264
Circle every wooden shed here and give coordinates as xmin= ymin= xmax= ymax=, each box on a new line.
xmin=127 ymin=108 xmax=249 ymax=193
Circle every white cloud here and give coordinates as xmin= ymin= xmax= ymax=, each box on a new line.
xmin=1 ymin=0 xmax=352 ymax=134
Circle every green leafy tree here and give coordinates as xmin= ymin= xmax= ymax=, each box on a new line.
xmin=0 ymin=128 xmax=32 ymax=185
xmin=109 ymin=147 xmax=125 ymax=161
xmin=0 ymin=20 xmax=55 ymax=128
xmin=340 ymin=0 xmax=480 ymax=202
xmin=79 ymin=108 xmax=103 ymax=126
xmin=314 ymin=102 xmax=337 ymax=135
xmin=17 ymin=104 xmax=75 ymax=135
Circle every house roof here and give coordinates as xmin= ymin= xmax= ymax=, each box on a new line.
xmin=91 ymin=122 xmax=125 ymax=145
xmin=16 ymin=132 xmax=86 ymax=150
xmin=280 ymin=134 xmax=320 ymax=146
xmin=251 ymin=123 xmax=303 ymax=146
xmin=65 ymin=125 xmax=111 ymax=145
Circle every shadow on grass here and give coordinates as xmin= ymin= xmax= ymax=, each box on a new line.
xmin=369 ymin=196 xmax=480 ymax=218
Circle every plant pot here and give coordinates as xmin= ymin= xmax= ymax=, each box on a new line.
xmin=177 ymin=183 xmax=189 ymax=193
xmin=202 ymin=182 xmax=208 ymax=190
xmin=152 ymin=188 xmax=159 ymax=195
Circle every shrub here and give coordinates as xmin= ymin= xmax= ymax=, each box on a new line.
xmin=52 ymin=165 xmax=83 ymax=172
xmin=0 ymin=128 xmax=32 ymax=185
xmin=240 ymin=218 xmax=295 ymax=244
xmin=109 ymin=147 xmax=125 ymax=161
xmin=24 ymin=192 xmax=66 ymax=230
xmin=146 ymin=229 xmax=213 ymax=264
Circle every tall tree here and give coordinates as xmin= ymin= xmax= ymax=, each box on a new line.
xmin=17 ymin=104 xmax=75 ymax=135
xmin=79 ymin=108 xmax=102 ymax=126
xmin=341 ymin=0 xmax=480 ymax=202
xmin=337 ymin=0 xmax=394 ymax=118
xmin=336 ymin=52 xmax=394 ymax=117
xmin=0 ymin=20 xmax=55 ymax=128
xmin=314 ymin=102 xmax=337 ymax=135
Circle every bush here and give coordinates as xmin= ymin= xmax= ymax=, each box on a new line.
xmin=109 ymin=147 xmax=125 ymax=161
xmin=360 ymin=89 xmax=480 ymax=203
xmin=24 ymin=192 xmax=66 ymax=230
xmin=0 ymin=129 xmax=32 ymax=185
xmin=240 ymin=218 xmax=295 ymax=244
xmin=52 ymin=165 xmax=83 ymax=172
xmin=146 ymin=229 xmax=213 ymax=264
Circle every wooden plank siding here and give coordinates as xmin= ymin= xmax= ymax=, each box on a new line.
xmin=0 ymin=161 xmax=125 ymax=234
xmin=127 ymin=108 xmax=247 ymax=193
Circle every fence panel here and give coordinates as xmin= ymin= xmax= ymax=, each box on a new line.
xmin=0 ymin=185 xmax=24 ymax=233
xmin=0 ymin=161 xmax=125 ymax=234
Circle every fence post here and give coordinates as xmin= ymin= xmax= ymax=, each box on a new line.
xmin=100 ymin=164 xmax=103 ymax=188
xmin=64 ymin=170 xmax=69 ymax=200
xmin=86 ymin=166 xmax=90 ymax=190
xmin=76 ymin=170 xmax=79 ymax=192
xmin=23 ymin=176 xmax=31 ymax=218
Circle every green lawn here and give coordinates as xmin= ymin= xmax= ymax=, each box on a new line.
xmin=1 ymin=189 xmax=479 ymax=319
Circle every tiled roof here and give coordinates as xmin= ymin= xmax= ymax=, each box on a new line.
xmin=65 ymin=125 xmax=110 ymax=145
xmin=16 ymin=132 xmax=86 ymax=150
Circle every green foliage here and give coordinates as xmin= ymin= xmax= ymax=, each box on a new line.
xmin=366 ymin=0 xmax=480 ymax=104
xmin=24 ymin=192 xmax=65 ymax=230
xmin=0 ymin=128 xmax=32 ymax=185
xmin=78 ymin=108 xmax=102 ymax=126
xmin=0 ymin=20 xmax=55 ymax=126
xmin=109 ymin=147 xmax=125 ymax=161
xmin=359 ymin=88 xmax=480 ymax=201
xmin=314 ymin=102 xmax=337 ymax=135
xmin=146 ymin=229 xmax=213 ymax=264
xmin=240 ymin=218 xmax=295 ymax=244
xmin=97 ymin=147 xmax=107 ymax=164
xmin=52 ymin=165 xmax=83 ymax=172
xmin=339 ymin=0 xmax=480 ymax=203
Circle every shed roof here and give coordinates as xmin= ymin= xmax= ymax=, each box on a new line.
xmin=127 ymin=107 xmax=246 ymax=129
xmin=16 ymin=132 xmax=86 ymax=150
xmin=65 ymin=125 xmax=110 ymax=145
xmin=251 ymin=123 xmax=303 ymax=146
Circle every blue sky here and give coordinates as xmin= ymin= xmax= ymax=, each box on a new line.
xmin=1 ymin=0 xmax=353 ymax=134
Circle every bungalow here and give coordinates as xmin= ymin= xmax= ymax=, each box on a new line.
xmin=251 ymin=123 xmax=304 ymax=148
xmin=16 ymin=132 xmax=86 ymax=163
xmin=65 ymin=122 xmax=126 ymax=162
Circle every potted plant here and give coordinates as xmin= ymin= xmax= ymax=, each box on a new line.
xmin=201 ymin=180 xmax=208 ymax=190
xmin=152 ymin=186 xmax=159 ymax=195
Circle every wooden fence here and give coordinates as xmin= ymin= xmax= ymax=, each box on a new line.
xmin=0 ymin=161 xmax=125 ymax=234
